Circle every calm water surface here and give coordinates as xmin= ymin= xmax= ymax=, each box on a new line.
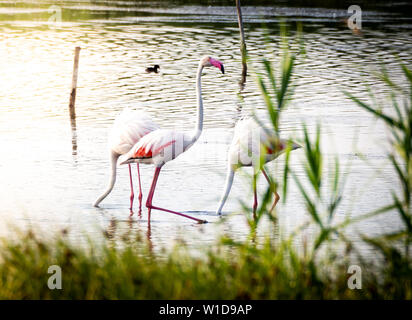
xmin=1 ymin=0 xmax=412 ymax=257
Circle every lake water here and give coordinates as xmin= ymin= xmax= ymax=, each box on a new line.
xmin=0 ymin=0 xmax=411 ymax=257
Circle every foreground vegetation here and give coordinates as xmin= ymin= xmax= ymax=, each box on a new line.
xmin=1 ymin=32 xmax=412 ymax=299
xmin=0 ymin=231 xmax=376 ymax=299
xmin=0 ymin=219 xmax=410 ymax=299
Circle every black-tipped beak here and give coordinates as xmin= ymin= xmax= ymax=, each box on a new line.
xmin=220 ymin=64 xmax=224 ymax=74
xmin=293 ymin=143 xmax=302 ymax=150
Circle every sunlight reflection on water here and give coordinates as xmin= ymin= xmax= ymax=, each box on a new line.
xmin=0 ymin=0 xmax=411 ymax=258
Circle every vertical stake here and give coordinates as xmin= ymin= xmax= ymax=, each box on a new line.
xmin=236 ymin=0 xmax=247 ymax=84
xmin=69 ymin=46 xmax=81 ymax=119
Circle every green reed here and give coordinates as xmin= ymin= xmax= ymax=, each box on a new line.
xmin=249 ymin=29 xmax=412 ymax=298
xmin=343 ymin=64 xmax=412 ymax=298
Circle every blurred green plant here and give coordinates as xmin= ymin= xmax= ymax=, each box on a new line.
xmin=344 ymin=65 xmax=412 ymax=298
xmin=0 ymin=230 xmax=359 ymax=299
xmin=249 ymin=28 xmax=412 ymax=298
xmin=254 ymin=28 xmax=347 ymax=261
xmin=256 ymin=26 xmax=298 ymax=136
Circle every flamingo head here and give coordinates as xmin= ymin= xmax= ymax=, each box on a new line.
xmin=283 ymin=141 xmax=302 ymax=151
xmin=271 ymin=139 xmax=302 ymax=153
xmin=201 ymin=56 xmax=224 ymax=74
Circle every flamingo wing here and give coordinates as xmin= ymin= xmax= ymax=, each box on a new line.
xmin=229 ymin=118 xmax=286 ymax=166
xmin=132 ymin=131 xmax=176 ymax=158
xmin=108 ymin=108 xmax=159 ymax=155
xmin=121 ymin=129 xmax=188 ymax=164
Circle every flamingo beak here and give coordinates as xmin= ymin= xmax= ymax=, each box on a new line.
xmin=119 ymin=159 xmax=128 ymax=165
xmin=118 ymin=154 xmax=131 ymax=165
xmin=292 ymin=142 xmax=302 ymax=150
xmin=210 ymin=58 xmax=224 ymax=74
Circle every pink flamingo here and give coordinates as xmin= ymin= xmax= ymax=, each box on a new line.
xmin=119 ymin=56 xmax=224 ymax=224
xmin=216 ymin=118 xmax=301 ymax=216
xmin=93 ymin=108 xmax=159 ymax=214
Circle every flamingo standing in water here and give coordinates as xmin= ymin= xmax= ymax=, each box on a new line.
xmin=119 ymin=56 xmax=224 ymax=224
xmin=216 ymin=118 xmax=301 ymax=216
xmin=93 ymin=108 xmax=159 ymax=214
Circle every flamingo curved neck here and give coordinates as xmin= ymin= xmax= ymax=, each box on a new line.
xmin=191 ymin=63 xmax=204 ymax=144
xmin=216 ymin=165 xmax=235 ymax=215
xmin=93 ymin=151 xmax=119 ymax=207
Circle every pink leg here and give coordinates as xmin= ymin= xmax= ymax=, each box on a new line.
xmin=262 ymin=168 xmax=280 ymax=212
xmin=136 ymin=163 xmax=143 ymax=215
xmin=145 ymin=166 xmax=160 ymax=221
xmin=128 ymin=164 xmax=135 ymax=215
xmin=146 ymin=167 xmax=207 ymax=224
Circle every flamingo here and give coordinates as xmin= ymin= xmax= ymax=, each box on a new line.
xmin=119 ymin=56 xmax=225 ymax=224
xmin=93 ymin=108 xmax=159 ymax=214
xmin=216 ymin=118 xmax=301 ymax=216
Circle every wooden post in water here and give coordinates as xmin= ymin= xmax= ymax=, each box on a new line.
xmin=236 ymin=0 xmax=247 ymax=84
xmin=69 ymin=46 xmax=81 ymax=119
xmin=69 ymin=47 xmax=80 ymax=157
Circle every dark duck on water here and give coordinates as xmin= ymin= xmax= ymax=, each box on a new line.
xmin=145 ymin=65 xmax=160 ymax=73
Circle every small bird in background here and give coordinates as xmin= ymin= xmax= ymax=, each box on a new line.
xmin=145 ymin=65 xmax=160 ymax=73
xmin=216 ymin=118 xmax=301 ymax=217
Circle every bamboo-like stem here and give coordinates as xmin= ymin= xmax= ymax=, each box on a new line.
xmin=236 ymin=0 xmax=247 ymax=84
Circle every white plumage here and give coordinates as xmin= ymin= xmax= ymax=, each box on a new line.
xmin=228 ymin=118 xmax=298 ymax=167
xmin=108 ymin=108 xmax=159 ymax=155
xmin=216 ymin=118 xmax=301 ymax=215
xmin=119 ymin=129 xmax=193 ymax=166
xmin=93 ymin=108 xmax=159 ymax=209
